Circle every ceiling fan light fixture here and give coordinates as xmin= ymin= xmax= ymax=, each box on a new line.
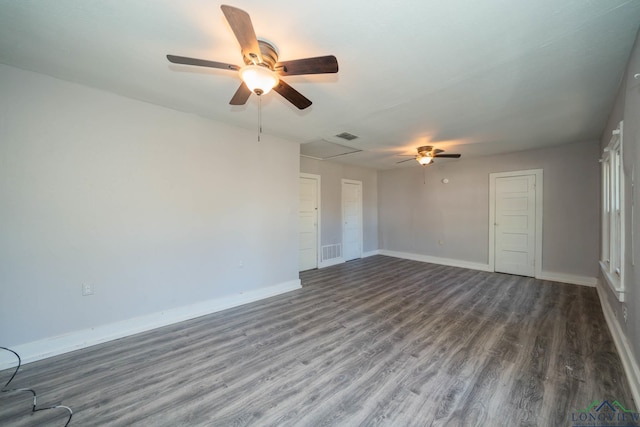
xmin=417 ymin=155 xmax=433 ymax=165
xmin=239 ymin=65 xmax=278 ymax=95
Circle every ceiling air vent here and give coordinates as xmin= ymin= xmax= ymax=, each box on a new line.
xmin=335 ymin=132 xmax=359 ymax=141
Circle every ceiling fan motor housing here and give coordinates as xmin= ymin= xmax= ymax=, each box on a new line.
xmin=245 ymin=40 xmax=279 ymax=68
xmin=417 ymin=145 xmax=433 ymax=156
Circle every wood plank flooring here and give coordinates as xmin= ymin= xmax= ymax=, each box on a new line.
xmin=0 ymin=255 xmax=634 ymax=426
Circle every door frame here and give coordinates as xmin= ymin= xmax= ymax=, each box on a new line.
xmin=488 ymin=169 xmax=543 ymax=278
xmin=341 ymin=179 xmax=363 ymax=261
xmin=300 ymin=173 xmax=321 ymax=270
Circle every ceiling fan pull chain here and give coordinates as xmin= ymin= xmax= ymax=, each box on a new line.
xmin=258 ymin=95 xmax=262 ymax=142
xmin=423 ymin=167 xmax=426 ymax=184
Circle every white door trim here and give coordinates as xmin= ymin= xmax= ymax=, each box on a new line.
xmin=341 ymin=179 xmax=363 ymax=261
xmin=300 ymin=173 xmax=321 ymax=269
xmin=488 ymin=169 xmax=543 ymax=278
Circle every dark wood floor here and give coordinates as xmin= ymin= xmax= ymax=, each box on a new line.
xmin=0 ymin=256 xmax=634 ymax=426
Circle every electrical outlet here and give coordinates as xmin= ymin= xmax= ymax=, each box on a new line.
xmin=82 ymin=283 xmax=94 ymax=296
xmin=623 ymin=306 xmax=628 ymax=324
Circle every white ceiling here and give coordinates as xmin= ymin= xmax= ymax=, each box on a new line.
xmin=1 ymin=0 xmax=639 ymax=169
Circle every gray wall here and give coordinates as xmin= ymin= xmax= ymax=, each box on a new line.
xmin=599 ymin=27 xmax=640 ymax=380
xmin=300 ymin=157 xmax=378 ymax=254
xmin=0 ymin=64 xmax=300 ymax=347
xmin=378 ymin=140 xmax=600 ymax=277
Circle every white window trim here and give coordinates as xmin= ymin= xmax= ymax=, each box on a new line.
xmin=600 ymin=121 xmax=625 ymax=302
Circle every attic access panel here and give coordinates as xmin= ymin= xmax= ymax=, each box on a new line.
xmin=300 ymin=140 xmax=361 ymax=160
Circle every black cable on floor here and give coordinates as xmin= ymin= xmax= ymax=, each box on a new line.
xmin=1 ymin=346 xmax=73 ymax=426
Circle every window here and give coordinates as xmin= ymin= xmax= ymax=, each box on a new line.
xmin=600 ymin=121 xmax=625 ymax=302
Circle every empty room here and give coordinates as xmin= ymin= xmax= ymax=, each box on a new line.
xmin=1 ymin=1 xmax=640 ymax=426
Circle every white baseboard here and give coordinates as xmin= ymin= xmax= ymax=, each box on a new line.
xmin=378 ymin=250 xmax=598 ymax=288
xmin=362 ymin=250 xmax=380 ymax=258
xmin=596 ymin=283 xmax=640 ymax=411
xmin=0 ymin=279 xmax=301 ymax=370
xmin=378 ymin=249 xmax=492 ymax=272
xmin=317 ymin=251 xmax=377 ymax=269
xmin=319 ymin=257 xmax=345 ymax=269
xmin=537 ymin=271 xmax=598 ymax=287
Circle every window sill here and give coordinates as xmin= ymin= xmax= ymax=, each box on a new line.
xmin=600 ymin=260 xmax=625 ymax=302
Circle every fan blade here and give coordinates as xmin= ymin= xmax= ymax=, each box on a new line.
xmin=167 ymin=55 xmax=240 ymax=71
xmin=229 ymin=82 xmax=252 ymax=105
xmin=396 ymin=158 xmax=416 ymax=164
xmin=273 ymin=80 xmax=312 ymax=110
xmin=433 ymin=154 xmax=461 ymax=158
xmin=220 ymin=5 xmax=262 ymax=64
xmin=275 ymin=55 xmax=339 ymax=76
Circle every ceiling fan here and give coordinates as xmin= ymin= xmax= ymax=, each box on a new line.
xmin=166 ymin=4 xmax=338 ymax=110
xmin=396 ymin=145 xmax=461 ymax=166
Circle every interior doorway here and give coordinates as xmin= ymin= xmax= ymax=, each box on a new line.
xmin=299 ymin=173 xmax=320 ymax=271
xmin=489 ymin=169 xmax=543 ymax=277
xmin=342 ymin=179 xmax=363 ymax=261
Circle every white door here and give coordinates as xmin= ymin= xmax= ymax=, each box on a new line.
xmin=342 ymin=180 xmax=363 ymax=261
xmin=494 ymin=174 xmax=536 ymax=276
xmin=299 ymin=176 xmax=319 ymax=271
